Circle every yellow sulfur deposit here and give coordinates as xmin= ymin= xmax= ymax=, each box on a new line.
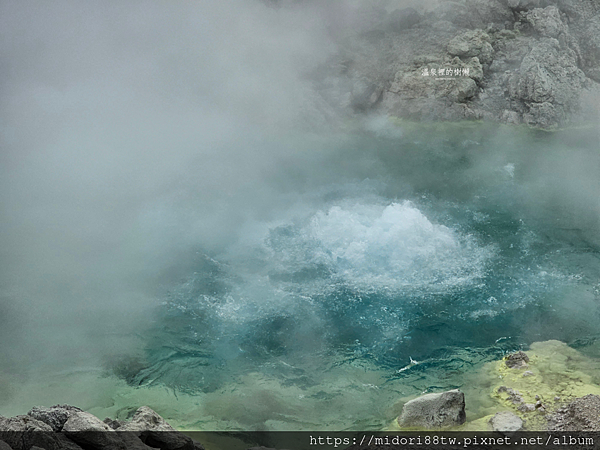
xmin=390 ymin=340 xmax=600 ymax=431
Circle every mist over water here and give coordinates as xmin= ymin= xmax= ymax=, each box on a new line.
xmin=1 ymin=0 xmax=600 ymax=430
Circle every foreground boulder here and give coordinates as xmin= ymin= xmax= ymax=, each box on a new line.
xmin=27 ymin=405 xmax=77 ymax=432
xmin=2 ymin=405 xmax=204 ymax=450
xmin=120 ymin=406 xmax=200 ymax=450
xmin=489 ymin=411 xmax=524 ymax=432
xmin=397 ymin=389 xmax=466 ymax=429
xmin=0 ymin=415 xmax=61 ymax=450
xmin=62 ymin=410 xmax=127 ymax=450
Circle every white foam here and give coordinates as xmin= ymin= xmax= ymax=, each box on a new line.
xmin=302 ymin=200 xmax=491 ymax=293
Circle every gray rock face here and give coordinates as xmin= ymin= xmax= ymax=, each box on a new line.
xmin=0 ymin=416 xmax=53 ymax=433
xmin=507 ymin=0 xmax=546 ymax=11
xmin=579 ymin=14 xmax=600 ymax=81
xmin=548 ymin=394 xmax=600 ymax=431
xmin=492 ymin=33 xmax=585 ymax=128
xmin=397 ymin=389 xmax=466 ymax=429
xmin=54 ymin=435 xmax=85 ymax=450
xmin=490 ymin=411 xmax=524 ymax=432
xmin=62 ymin=411 xmax=115 ymax=433
xmin=526 ymin=6 xmax=567 ymax=38
xmin=1 ymin=404 xmax=205 ymax=450
xmin=27 ymin=406 xmax=70 ymax=432
xmin=447 ymin=30 xmax=494 ymax=64
xmin=313 ymin=0 xmax=600 ymax=128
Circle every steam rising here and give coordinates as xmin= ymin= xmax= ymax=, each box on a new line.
xmin=0 ymin=0 xmax=340 ymax=373
xmin=1 ymin=0 xmax=599 ymax=421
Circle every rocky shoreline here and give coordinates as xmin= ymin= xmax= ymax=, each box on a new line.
xmin=390 ymin=347 xmax=600 ymax=433
xmin=315 ymin=0 xmax=600 ymax=129
xmin=389 ymin=341 xmax=600 ymax=432
xmin=0 ymin=406 xmax=205 ymax=450
xmin=2 ymin=345 xmax=600 ymax=449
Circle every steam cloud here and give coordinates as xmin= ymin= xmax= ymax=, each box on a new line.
xmin=0 ymin=0 xmax=344 ymax=374
xmin=0 ymin=0 xmax=598 ymax=398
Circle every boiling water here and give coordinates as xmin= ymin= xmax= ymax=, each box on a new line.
xmin=107 ymin=124 xmax=600 ymax=429
xmin=2 ymin=123 xmax=599 ymax=431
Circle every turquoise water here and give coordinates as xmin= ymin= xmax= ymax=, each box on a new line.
xmin=3 ymin=123 xmax=597 ymax=430
xmin=102 ymin=123 xmax=600 ymax=428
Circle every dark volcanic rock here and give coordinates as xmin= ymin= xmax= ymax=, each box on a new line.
xmin=0 ymin=415 xmax=61 ymax=450
xmin=62 ymin=410 xmax=127 ymax=450
xmin=55 ymin=434 xmax=85 ymax=450
xmin=1 ymin=405 xmax=205 ymax=450
xmin=505 ymin=351 xmax=530 ymax=368
xmin=103 ymin=417 xmax=124 ymax=430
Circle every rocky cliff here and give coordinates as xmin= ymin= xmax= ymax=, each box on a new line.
xmin=315 ymin=0 xmax=600 ymax=129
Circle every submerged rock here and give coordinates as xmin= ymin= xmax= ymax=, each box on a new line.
xmin=504 ymin=351 xmax=529 ymax=369
xmin=497 ymin=386 xmax=524 ymax=404
xmin=397 ymin=389 xmax=466 ymax=429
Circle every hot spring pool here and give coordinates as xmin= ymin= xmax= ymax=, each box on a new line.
xmin=2 ymin=123 xmax=599 ymax=431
